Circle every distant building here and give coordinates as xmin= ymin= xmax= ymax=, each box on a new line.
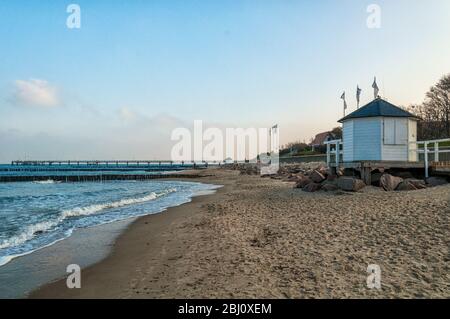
xmin=223 ymin=157 xmax=234 ymax=164
xmin=310 ymin=131 xmax=336 ymax=151
xmin=338 ymin=97 xmax=419 ymax=162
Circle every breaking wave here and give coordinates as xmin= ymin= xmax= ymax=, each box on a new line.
xmin=0 ymin=188 xmax=176 ymax=251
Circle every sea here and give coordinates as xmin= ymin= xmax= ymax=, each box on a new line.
xmin=0 ymin=177 xmax=220 ymax=297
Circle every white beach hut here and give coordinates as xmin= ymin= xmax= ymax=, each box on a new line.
xmin=338 ymin=97 xmax=419 ymax=162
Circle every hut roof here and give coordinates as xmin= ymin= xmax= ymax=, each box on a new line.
xmin=338 ymin=97 xmax=419 ymax=123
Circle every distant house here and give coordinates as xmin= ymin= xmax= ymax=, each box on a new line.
xmin=310 ymin=131 xmax=336 ymax=151
xmin=338 ymin=97 xmax=419 ymax=162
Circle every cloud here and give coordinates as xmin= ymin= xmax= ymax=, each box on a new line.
xmin=118 ymin=107 xmax=138 ymax=122
xmin=12 ymin=79 xmax=59 ymax=108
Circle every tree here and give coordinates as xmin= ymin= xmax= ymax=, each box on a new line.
xmin=330 ymin=127 xmax=342 ymax=139
xmin=408 ymin=74 xmax=450 ymax=139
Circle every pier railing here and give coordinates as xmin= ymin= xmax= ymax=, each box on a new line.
xmin=324 ymin=139 xmax=343 ymax=168
xmin=409 ymin=138 xmax=450 ymax=177
xmin=10 ymin=160 xmax=217 ymax=167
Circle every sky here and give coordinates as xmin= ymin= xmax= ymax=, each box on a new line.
xmin=1 ymin=0 xmax=450 ymax=162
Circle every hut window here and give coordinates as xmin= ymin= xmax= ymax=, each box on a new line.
xmin=384 ymin=118 xmax=407 ymax=145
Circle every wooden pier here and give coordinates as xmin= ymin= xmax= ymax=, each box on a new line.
xmin=432 ymin=161 xmax=450 ymax=174
xmin=0 ymin=160 xmax=218 ymax=182
xmin=330 ymin=161 xmax=427 ymax=185
xmin=10 ymin=160 xmax=211 ymax=167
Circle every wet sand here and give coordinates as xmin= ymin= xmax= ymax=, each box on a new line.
xmin=30 ymin=168 xmax=450 ymax=298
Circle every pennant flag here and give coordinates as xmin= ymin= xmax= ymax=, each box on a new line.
xmin=356 ymin=85 xmax=362 ymax=108
xmin=340 ymin=91 xmax=347 ymax=116
xmin=340 ymin=91 xmax=347 ymax=109
xmin=372 ymin=77 xmax=379 ymax=99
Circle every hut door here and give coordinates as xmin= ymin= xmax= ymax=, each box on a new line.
xmin=384 ymin=119 xmax=396 ymax=144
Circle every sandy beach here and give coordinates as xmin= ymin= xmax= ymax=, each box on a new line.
xmin=30 ymin=168 xmax=450 ymax=299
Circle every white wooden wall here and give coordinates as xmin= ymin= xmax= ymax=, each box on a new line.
xmin=353 ymin=117 xmax=382 ymax=161
xmin=381 ymin=118 xmax=417 ymax=161
xmin=342 ymin=117 xmax=417 ymax=162
xmin=342 ymin=121 xmax=354 ymax=162
xmin=408 ymin=119 xmax=418 ymax=161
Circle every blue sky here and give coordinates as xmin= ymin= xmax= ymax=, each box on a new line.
xmin=1 ymin=0 xmax=450 ymax=161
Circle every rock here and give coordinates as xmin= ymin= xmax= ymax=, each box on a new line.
xmin=317 ymin=166 xmax=329 ymax=176
xmin=380 ymin=174 xmax=403 ymax=191
xmin=426 ymin=177 xmax=448 ymax=187
xmin=396 ymin=180 xmax=418 ymax=191
xmin=371 ymin=172 xmax=382 ymax=186
xmin=302 ymin=182 xmax=322 ymax=192
xmin=337 ymin=177 xmax=366 ymax=192
xmin=294 ymin=177 xmax=312 ymax=188
xmin=326 ymin=174 xmax=337 ymax=182
xmin=310 ymin=170 xmax=326 ymax=183
xmin=285 ymin=174 xmax=300 ymax=182
xmin=394 ymin=171 xmax=414 ymax=179
xmin=404 ymin=178 xmax=426 ymax=189
xmin=322 ymin=183 xmax=338 ymax=192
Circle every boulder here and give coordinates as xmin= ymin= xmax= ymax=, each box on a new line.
xmin=404 ymin=178 xmax=426 ymax=189
xmin=322 ymin=183 xmax=338 ymax=192
xmin=326 ymin=174 xmax=337 ymax=182
xmin=380 ymin=174 xmax=403 ymax=191
xmin=396 ymin=180 xmax=418 ymax=191
xmin=426 ymin=177 xmax=448 ymax=187
xmin=317 ymin=166 xmax=329 ymax=176
xmin=370 ymin=172 xmax=383 ymax=186
xmin=337 ymin=177 xmax=366 ymax=192
xmin=310 ymin=170 xmax=326 ymax=183
xmin=294 ymin=177 xmax=312 ymax=189
xmin=285 ymin=174 xmax=300 ymax=182
xmin=302 ymin=182 xmax=322 ymax=192
xmin=395 ymin=171 xmax=414 ymax=179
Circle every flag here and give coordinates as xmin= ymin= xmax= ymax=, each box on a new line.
xmin=340 ymin=91 xmax=347 ymax=109
xmin=356 ymin=85 xmax=362 ymax=108
xmin=372 ymin=77 xmax=379 ymax=99
xmin=340 ymin=91 xmax=347 ymax=117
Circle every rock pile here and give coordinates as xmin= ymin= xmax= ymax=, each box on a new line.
xmin=222 ymin=162 xmax=448 ymax=192
xmin=284 ymin=165 xmax=365 ymax=193
xmin=276 ymin=164 xmax=448 ymax=193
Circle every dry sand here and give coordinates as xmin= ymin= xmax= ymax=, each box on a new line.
xmin=31 ymin=168 xmax=450 ymax=298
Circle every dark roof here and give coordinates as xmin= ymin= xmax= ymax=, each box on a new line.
xmin=310 ymin=131 xmax=334 ymax=146
xmin=338 ymin=97 xmax=419 ymax=123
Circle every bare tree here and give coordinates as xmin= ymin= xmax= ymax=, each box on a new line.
xmin=408 ymin=74 xmax=450 ymax=139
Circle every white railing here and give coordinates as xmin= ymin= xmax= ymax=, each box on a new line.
xmin=409 ymin=138 xmax=450 ymax=178
xmin=324 ymin=139 xmax=343 ymax=168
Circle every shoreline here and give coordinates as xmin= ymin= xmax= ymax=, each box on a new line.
xmin=30 ymin=168 xmax=450 ymax=298
xmin=29 ymin=171 xmax=226 ymax=298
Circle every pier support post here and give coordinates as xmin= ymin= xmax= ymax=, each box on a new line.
xmin=335 ymin=141 xmax=340 ymax=169
xmin=361 ymin=166 xmax=372 ymax=185
xmin=424 ymin=142 xmax=429 ymax=178
xmin=434 ymin=142 xmax=439 ymax=162
xmin=326 ymin=144 xmax=330 ymax=168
